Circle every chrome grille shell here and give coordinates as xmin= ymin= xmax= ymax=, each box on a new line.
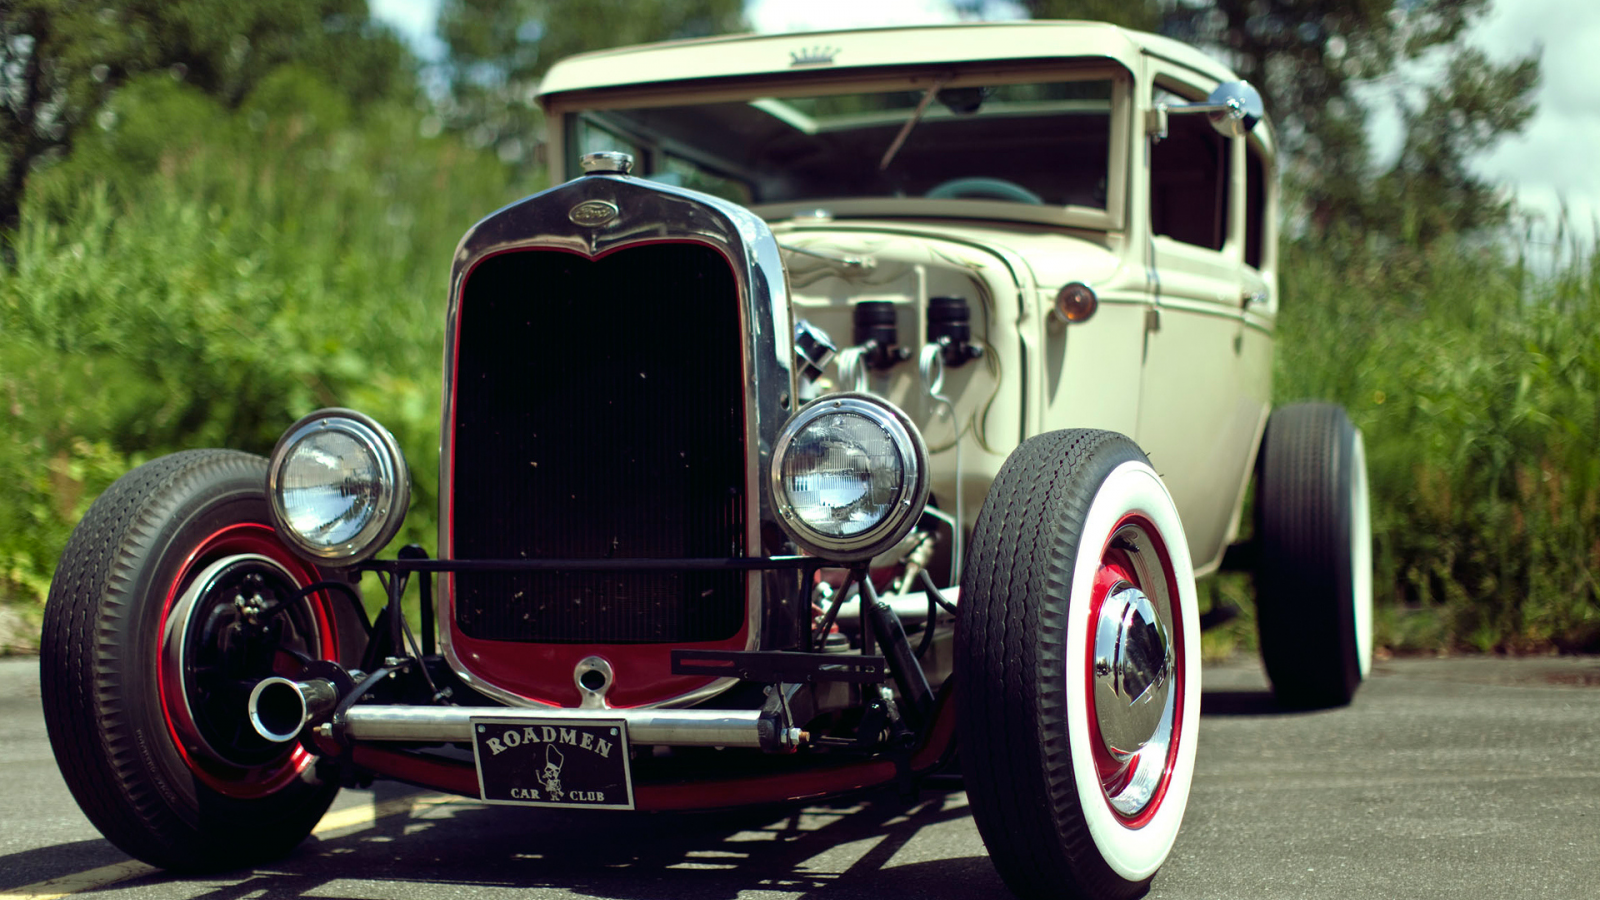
xmin=438 ymin=173 xmax=797 ymax=709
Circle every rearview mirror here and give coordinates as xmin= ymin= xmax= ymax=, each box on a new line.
xmin=1150 ymin=80 xmax=1265 ymax=139
xmin=1199 ymin=81 xmax=1264 ymax=136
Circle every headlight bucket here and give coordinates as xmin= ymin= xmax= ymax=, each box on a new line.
xmin=770 ymin=393 xmax=930 ymax=562
xmin=267 ymin=408 xmax=410 ymax=565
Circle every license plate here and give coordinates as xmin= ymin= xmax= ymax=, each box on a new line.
xmin=471 ymin=717 xmax=634 ymax=809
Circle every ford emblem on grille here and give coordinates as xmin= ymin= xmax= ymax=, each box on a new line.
xmin=569 ymin=200 xmax=619 ymax=227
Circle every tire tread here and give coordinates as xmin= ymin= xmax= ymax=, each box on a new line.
xmin=41 ymin=450 xmax=338 ymax=871
xmin=956 ymin=430 xmax=1151 ymax=900
xmin=1254 ymin=403 xmax=1361 ymax=708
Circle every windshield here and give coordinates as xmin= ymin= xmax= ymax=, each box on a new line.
xmin=564 ymin=77 xmax=1114 ymax=212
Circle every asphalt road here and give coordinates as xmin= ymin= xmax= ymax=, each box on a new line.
xmin=3 ymin=655 xmax=1597 ymax=900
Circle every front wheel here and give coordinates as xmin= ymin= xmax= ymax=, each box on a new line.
xmin=956 ymin=430 xmax=1199 ymax=900
xmin=40 ymin=449 xmax=366 ymax=870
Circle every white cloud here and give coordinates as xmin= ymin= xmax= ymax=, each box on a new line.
xmin=1470 ymin=0 xmax=1600 ymax=248
xmin=369 ymin=0 xmax=447 ymax=62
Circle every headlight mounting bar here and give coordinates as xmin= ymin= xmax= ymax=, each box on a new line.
xmin=360 ymin=555 xmax=817 ymax=573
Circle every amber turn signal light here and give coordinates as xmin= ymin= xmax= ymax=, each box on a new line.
xmin=1054 ymin=282 xmax=1098 ymax=323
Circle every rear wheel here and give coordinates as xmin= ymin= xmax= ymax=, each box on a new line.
xmin=1253 ymin=403 xmax=1373 ymax=708
xmin=956 ymin=430 xmax=1199 ymax=900
xmin=40 ymin=449 xmax=365 ymax=870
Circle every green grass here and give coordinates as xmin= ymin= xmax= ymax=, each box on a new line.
xmin=0 ymin=70 xmax=532 ymax=631
xmin=1275 ymin=233 xmax=1600 ymax=653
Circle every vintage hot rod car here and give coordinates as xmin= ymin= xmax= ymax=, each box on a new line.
xmin=41 ymin=20 xmax=1372 ymax=900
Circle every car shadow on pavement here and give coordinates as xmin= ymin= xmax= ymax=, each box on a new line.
xmin=1201 ymin=686 xmax=1363 ymax=717
xmin=1199 ymin=688 xmax=1288 ymax=716
xmin=0 ymin=837 xmax=134 ymax=892
xmin=101 ymin=784 xmax=1008 ymax=900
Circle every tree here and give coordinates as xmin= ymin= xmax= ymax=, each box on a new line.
xmin=434 ymin=0 xmax=744 ymax=170
xmin=1372 ymin=45 xmax=1539 ymax=249
xmin=1158 ymin=0 xmax=1540 ymax=246
xmin=1005 ymin=1 xmax=1540 ymax=249
xmin=1000 ymin=0 xmax=1159 ymax=30
xmin=0 ymin=0 xmax=411 ymax=229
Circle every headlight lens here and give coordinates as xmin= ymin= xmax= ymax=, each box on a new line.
xmin=267 ymin=409 xmax=410 ymax=564
xmin=781 ymin=415 xmax=902 ymax=537
xmin=772 ymin=394 xmax=928 ymax=561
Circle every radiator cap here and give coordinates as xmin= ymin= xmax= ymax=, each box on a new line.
xmin=580 ymin=151 xmax=634 ymax=175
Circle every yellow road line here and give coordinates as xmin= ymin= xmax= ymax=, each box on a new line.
xmin=0 ymin=861 xmax=158 ymax=900
xmin=0 ymin=792 xmax=461 ymax=900
xmin=312 ymin=791 xmax=462 ymax=834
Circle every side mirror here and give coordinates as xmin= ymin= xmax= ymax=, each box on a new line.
xmin=1148 ymin=81 xmax=1264 ymax=140
xmin=1199 ymin=81 xmax=1264 ymax=136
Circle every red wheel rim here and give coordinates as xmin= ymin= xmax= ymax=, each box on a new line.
xmin=157 ymin=523 xmax=338 ymax=799
xmin=1083 ymin=513 xmax=1185 ymax=828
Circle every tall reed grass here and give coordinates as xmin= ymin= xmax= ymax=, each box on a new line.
xmin=1276 ymin=229 xmax=1600 ymax=652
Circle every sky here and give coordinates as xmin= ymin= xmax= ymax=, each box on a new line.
xmin=1465 ymin=0 xmax=1599 ymax=252
xmin=369 ymin=0 xmax=1598 ymax=255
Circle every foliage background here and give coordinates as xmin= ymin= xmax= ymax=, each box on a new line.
xmin=0 ymin=63 xmax=517 ymax=643
xmin=1 ymin=0 xmax=1596 ymax=656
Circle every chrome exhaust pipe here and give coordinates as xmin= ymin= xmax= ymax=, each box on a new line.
xmin=249 ymin=677 xmax=340 ymax=743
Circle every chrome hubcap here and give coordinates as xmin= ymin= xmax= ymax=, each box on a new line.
xmin=1092 ymin=584 xmax=1173 ymax=756
xmin=1091 ymin=572 xmax=1177 ymax=816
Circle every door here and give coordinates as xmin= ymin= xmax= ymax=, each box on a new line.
xmin=1135 ymin=76 xmax=1272 ymax=574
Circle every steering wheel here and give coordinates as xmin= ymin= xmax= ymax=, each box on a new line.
xmin=925 ymin=177 xmax=1044 ymax=205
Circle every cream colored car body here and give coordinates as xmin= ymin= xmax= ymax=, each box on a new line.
xmin=540 ymin=20 xmax=1277 ymax=574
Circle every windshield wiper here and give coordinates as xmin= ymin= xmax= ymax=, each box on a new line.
xmin=878 ymin=76 xmax=950 ymax=173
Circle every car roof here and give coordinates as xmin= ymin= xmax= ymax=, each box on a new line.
xmin=538 ymin=20 xmax=1241 ymax=100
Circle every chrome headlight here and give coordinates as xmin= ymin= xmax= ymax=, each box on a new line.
xmin=770 ymin=393 xmax=929 ymax=561
xmin=267 ymin=408 xmax=410 ymax=565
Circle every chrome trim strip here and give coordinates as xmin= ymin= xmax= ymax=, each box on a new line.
xmin=437 ymin=172 xmax=795 ymax=710
xmin=343 ymin=704 xmax=763 ymax=748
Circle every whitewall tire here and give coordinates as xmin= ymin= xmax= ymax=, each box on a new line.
xmin=957 ymin=430 xmax=1199 ymax=900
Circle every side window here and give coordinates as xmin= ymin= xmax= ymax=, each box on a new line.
xmin=1245 ymin=141 xmax=1267 ymax=270
xmin=1150 ymin=86 xmax=1230 ymax=251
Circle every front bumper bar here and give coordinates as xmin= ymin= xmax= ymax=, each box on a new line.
xmin=341 ymin=704 xmax=766 ymax=748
